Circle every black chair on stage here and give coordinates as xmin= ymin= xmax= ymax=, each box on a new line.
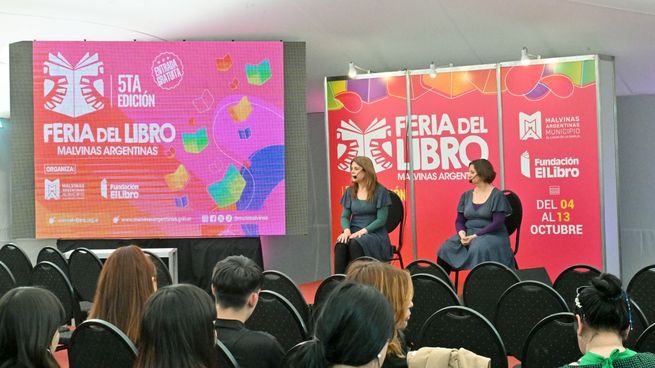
xmin=68 ymin=247 xmax=103 ymax=302
xmin=0 ymin=243 xmax=33 ymax=287
xmin=31 ymin=261 xmax=83 ymax=348
xmin=628 ymin=264 xmax=655 ymax=325
xmin=245 ymin=290 xmax=308 ymax=352
xmin=553 ymin=264 xmax=602 ymax=313
xmin=521 ymin=312 xmax=580 ymax=368
xmin=636 ymin=323 xmax=655 ymax=354
xmin=37 ymin=246 xmax=70 ymax=278
xmin=416 ymin=306 xmax=507 ymax=368
xmin=143 ymin=250 xmax=173 ymax=287
xmin=386 ymin=190 xmax=405 ymax=268
xmin=406 ymin=259 xmax=454 ymax=291
xmin=69 ymin=319 xmax=137 ymax=368
xmin=406 ymin=273 xmax=460 ymax=346
xmin=626 ymin=300 xmax=649 ymax=350
xmin=262 ymin=270 xmax=311 ymax=328
xmin=493 ymin=280 xmax=568 ymax=360
xmin=216 ymin=339 xmax=240 ymax=368
xmin=312 ymin=274 xmax=346 ymax=320
xmin=463 ymin=261 xmax=521 ymax=322
xmin=0 ymin=261 xmax=16 ymax=298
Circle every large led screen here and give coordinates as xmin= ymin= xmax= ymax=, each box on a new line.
xmin=33 ymin=41 xmax=285 ymax=238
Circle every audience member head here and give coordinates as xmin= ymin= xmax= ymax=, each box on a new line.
xmin=574 ymin=273 xmax=632 ymax=351
xmin=211 ymin=255 xmax=263 ymax=316
xmin=285 ymin=282 xmax=395 ymax=368
xmin=469 ymin=158 xmax=496 ymax=184
xmin=346 ymin=261 xmax=413 ymax=357
xmin=134 ymin=284 xmax=217 ymax=368
xmin=88 ymin=245 xmax=156 ymax=342
xmin=350 ymin=156 xmax=378 ymax=197
xmin=0 ymin=287 xmax=65 ymax=368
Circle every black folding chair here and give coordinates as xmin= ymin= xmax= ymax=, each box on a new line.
xmin=262 ymin=270 xmax=310 ymax=328
xmin=553 ymin=264 xmax=601 ymax=313
xmin=0 ymin=243 xmax=32 ymax=287
xmin=69 ymin=319 xmax=137 ymax=368
xmin=312 ymin=274 xmax=345 ymax=320
xmin=406 ymin=273 xmax=460 ymax=346
xmin=386 ymin=190 xmax=405 ymax=267
xmin=463 ymin=261 xmax=520 ymax=322
xmin=37 ymin=246 xmax=70 ymax=278
xmin=493 ymin=281 xmax=569 ymax=360
xmin=68 ymin=248 xmax=103 ymax=302
xmin=503 ymin=190 xmax=522 ymax=268
xmin=521 ymin=312 xmax=580 ymax=368
xmin=245 ymin=290 xmax=308 ymax=352
xmin=628 ymin=264 xmax=655 ymax=325
xmin=626 ymin=300 xmax=649 ymax=350
xmin=0 ymin=261 xmax=16 ymax=298
xmin=636 ymin=323 xmax=655 ymax=353
xmin=216 ymin=339 xmax=240 ymax=368
xmin=143 ymin=250 xmax=173 ymax=287
xmin=416 ymin=306 xmax=507 ymax=368
xmin=406 ymin=259 xmax=454 ymax=291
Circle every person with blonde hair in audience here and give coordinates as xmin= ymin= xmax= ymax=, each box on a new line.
xmin=0 ymin=287 xmax=65 ymax=368
xmin=88 ymin=245 xmax=156 ymax=342
xmin=347 ymin=260 xmax=414 ymax=368
xmin=134 ymin=284 xmax=218 ymax=368
xmin=285 ymin=281 xmax=395 ymax=368
xmin=561 ymin=273 xmax=655 ymax=367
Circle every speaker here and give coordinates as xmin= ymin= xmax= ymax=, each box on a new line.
xmin=515 ymin=267 xmax=552 ymax=286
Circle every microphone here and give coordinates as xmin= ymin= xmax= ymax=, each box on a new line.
xmin=468 ymin=174 xmax=477 ymax=183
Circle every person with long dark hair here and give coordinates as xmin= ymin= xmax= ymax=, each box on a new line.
xmin=0 ymin=287 xmax=65 ymax=368
xmin=285 ymin=282 xmax=395 ymax=368
xmin=134 ymin=284 xmax=218 ymax=368
xmin=334 ymin=156 xmax=392 ymax=274
xmin=561 ymin=273 xmax=655 ymax=367
xmin=437 ymin=158 xmax=514 ymax=273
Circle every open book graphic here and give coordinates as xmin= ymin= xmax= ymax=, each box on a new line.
xmin=336 ymin=118 xmax=393 ymax=173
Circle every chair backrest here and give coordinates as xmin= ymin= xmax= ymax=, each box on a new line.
xmin=553 ymin=264 xmax=602 ymax=313
xmin=406 ymin=273 xmax=461 ymax=345
xmin=386 ymin=190 xmax=404 ymax=255
xmin=313 ymin=274 xmax=346 ymax=320
xmin=31 ymin=261 xmax=82 ymax=325
xmin=406 ymin=259 xmax=454 ymax=291
xmin=262 ymin=270 xmax=310 ymax=327
xmin=493 ymin=280 xmax=569 ymax=359
xmin=627 ymin=264 xmax=655 ymax=325
xmin=0 ymin=243 xmax=33 ymax=286
xmin=216 ymin=339 xmax=240 ymax=368
xmin=245 ymin=290 xmax=308 ymax=352
xmin=636 ymin=323 xmax=655 ymax=353
xmin=0 ymin=261 xmax=16 ymax=298
xmin=416 ymin=306 xmax=508 ymax=368
xmin=69 ymin=319 xmax=137 ymax=368
xmin=37 ymin=246 xmax=70 ymax=278
xmin=143 ymin=250 xmax=173 ymax=287
xmin=503 ymin=190 xmax=522 ymax=255
xmin=68 ymin=248 xmax=103 ymax=302
xmin=626 ymin=300 xmax=649 ymax=350
xmin=463 ymin=261 xmax=521 ymax=322
xmin=521 ymin=312 xmax=580 ymax=368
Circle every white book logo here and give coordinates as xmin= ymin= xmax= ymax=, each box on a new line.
xmin=45 ymin=179 xmax=60 ymax=200
xmin=519 ymin=112 xmax=542 ymax=140
xmin=336 ymin=118 xmax=393 ymax=173
xmin=43 ymin=52 xmax=105 ymax=118
xmin=520 ymin=151 xmax=531 ymax=178
xmin=100 ymin=179 xmax=108 ymax=199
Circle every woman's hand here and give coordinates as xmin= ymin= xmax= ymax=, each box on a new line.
xmin=460 ymin=234 xmax=477 ymax=246
xmin=349 ymin=228 xmax=368 ymax=239
xmin=337 ymin=229 xmax=351 ymax=243
xmin=458 ymin=230 xmax=467 ymax=241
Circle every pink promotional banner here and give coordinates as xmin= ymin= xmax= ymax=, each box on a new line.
xmin=501 ymin=60 xmax=602 ymax=277
xmin=33 ymin=41 xmax=285 ymax=239
xmin=326 ymin=68 xmax=500 ymax=264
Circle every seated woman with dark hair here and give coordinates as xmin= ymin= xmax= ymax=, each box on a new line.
xmin=560 ymin=273 xmax=655 ymax=367
xmin=0 ymin=287 xmax=66 ymax=368
xmin=88 ymin=245 xmax=156 ymax=342
xmin=285 ymin=281 xmax=395 ymax=368
xmin=134 ymin=284 xmax=218 ymax=368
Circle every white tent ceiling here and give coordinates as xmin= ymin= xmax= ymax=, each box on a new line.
xmin=1 ymin=0 xmax=655 ymax=116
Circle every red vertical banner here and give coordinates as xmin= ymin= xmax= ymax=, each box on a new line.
xmin=501 ymin=59 xmax=602 ymax=277
xmin=408 ymin=69 xmax=501 ymax=259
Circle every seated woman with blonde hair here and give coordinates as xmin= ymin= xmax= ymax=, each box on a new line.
xmin=347 ymin=260 xmax=413 ymax=368
xmin=88 ymin=245 xmax=156 ymax=342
